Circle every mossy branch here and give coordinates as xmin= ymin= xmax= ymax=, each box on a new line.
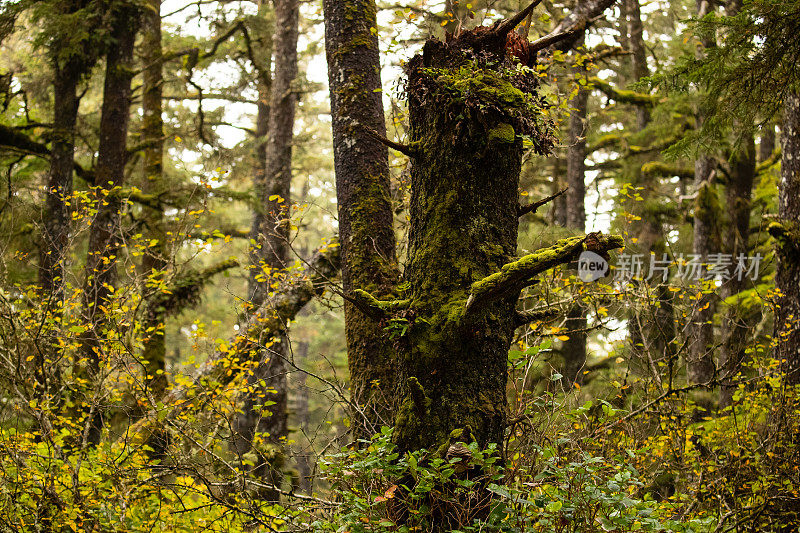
xmin=156 ymin=258 xmax=240 ymax=316
xmin=351 ymin=289 xmax=410 ymax=320
xmin=587 ymin=132 xmax=626 ymax=154
xmin=0 ymin=123 xmax=94 ymax=182
xmin=756 ymin=148 xmax=781 ymax=173
xmin=641 ymin=161 xmax=695 ymax=180
xmin=589 ymin=77 xmax=660 ymax=107
xmin=768 ymin=221 xmax=800 ymax=255
xmin=518 ymin=187 xmax=568 ymax=217
xmin=465 ymin=232 xmax=624 ymax=311
xmin=189 ymin=228 xmax=251 ymax=240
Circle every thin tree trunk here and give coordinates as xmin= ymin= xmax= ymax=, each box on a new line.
xmin=550 ymin=156 xmax=567 ymax=225
xmin=233 ymin=0 xmax=299 ymax=502
xmin=80 ymin=4 xmax=139 ymax=444
xmin=772 ymin=92 xmax=800 ymax=384
xmin=626 ymin=0 xmax=650 ymax=130
xmin=292 ymin=340 xmax=313 ymax=494
xmin=719 ymin=133 xmax=755 ymax=407
xmin=759 ymin=124 xmax=775 ymax=163
xmin=688 ymin=0 xmax=718 ymax=391
xmin=323 ymin=0 xmax=400 ymax=436
xmin=562 ymin=87 xmax=588 ymax=387
xmin=620 ymin=0 xmax=675 ymax=383
xmin=37 ymin=68 xmax=81 ymax=400
xmin=140 ymin=0 xmax=169 ymax=398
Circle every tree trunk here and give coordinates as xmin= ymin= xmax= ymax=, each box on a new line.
xmin=233 ymin=0 xmax=299 ymax=502
xmin=393 ymin=24 xmax=622 ymax=456
xmin=620 ymin=0 xmax=676 ymax=384
xmin=247 ymin=0 xmax=274 ymax=307
xmin=80 ymin=4 xmax=139 ymax=444
xmin=772 ymin=92 xmax=800 ymax=384
xmin=323 ymin=0 xmax=400 ymax=435
xmin=720 ymin=132 xmax=755 ymax=407
xmin=626 ymin=0 xmax=650 ymax=130
xmin=688 ymin=0 xmax=718 ymax=391
xmin=550 ymin=156 xmax=567 ymax=226
xmin=140 ymin=0 xmax=169 ymax=398
xmin=292 ymin=340 xmax=313 ymax=494
xmin=562 ymin=86 xmax=588 ymax=387
xmin=759 ymin=124 xmax=776 ymax=163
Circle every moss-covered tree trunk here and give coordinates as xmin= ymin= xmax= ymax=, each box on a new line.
xmin=720 ymin=135 xmax=755 ymax=407
xmin=323 ymin=0 xmax=400 ymax=435
xmin=772 ymin=92 xmax=800 ymax=384
xmin=622 ymin=0 xmax=676 ymax=385
xmin=389 ymin=20 xmax=622 ymax=454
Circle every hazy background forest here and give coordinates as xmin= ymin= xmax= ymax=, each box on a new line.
xmin=0 ymin=0 xmax=798 ymax=531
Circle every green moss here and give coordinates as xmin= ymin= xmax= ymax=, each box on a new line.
xmin=694 ymin=181 xmax=721 ymax=224
xmin=352 ymin=289 xmax=410 ymax=315
xmin=407 ymin=377 xmax=430 ymax=415
xmin=428 ymin=66 xmax=535 ymax=115
xmin=488 ymin=123 xmax=515 ymax=144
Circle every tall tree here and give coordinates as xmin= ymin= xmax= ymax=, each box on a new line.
xmin=323 ymin=0 xmax=400 ymax=434
xmin=139 ymin=0 xmax=169 ymax=397
xmin=35 ymin=1 xmax=103 ymax=400
xmin=688 ymin=0 xmax=718 ymax=389
xmin=80 ymin=1 xmax=141 ymax=443
xmin=233 ymin=0 xmax=299 ymax=501
xmin=718 ymin=0 xmax=757 ymax=407
xmin=38 ymin=0 xmax=99 ymax=300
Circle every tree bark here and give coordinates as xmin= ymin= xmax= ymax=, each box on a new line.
xmin=292 ymin=340 xmax=313 ymax=494
xmin=323 ymin=0 xmax=400 ymax=435
xmin=772 ymin=92 xmax=800 ymax=384
xmin=80 ymin=3 xmax=140 ymax=444
xmin=759 ymin=124 xmax=776 ymax=163
xmin=233 ymin=0 xmax=299 ymax=502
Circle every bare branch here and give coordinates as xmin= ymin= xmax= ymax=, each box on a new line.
xmin=359 ymin=125 xmax=418 ymax=157
xmin=518 ymin=187 xmax=568 ymax=217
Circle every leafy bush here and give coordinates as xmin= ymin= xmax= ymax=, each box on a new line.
xmin=313 ymin=427 xmax=712 ymax=532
